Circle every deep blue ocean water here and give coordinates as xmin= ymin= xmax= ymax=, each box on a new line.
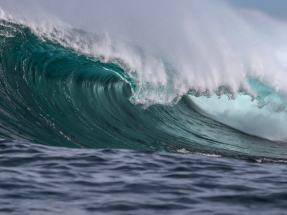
xmin=1 ymin=139 xmax=287 ymax=215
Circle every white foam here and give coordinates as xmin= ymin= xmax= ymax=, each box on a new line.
xmin=177 ymin=148 xmax=190 ymax=154
xmin=196 ymin=153 xmax=222 ymax=158
xmin=190 ymin=93 xmax=287 ymax=141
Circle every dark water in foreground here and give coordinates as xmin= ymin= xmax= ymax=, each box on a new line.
xmin=1 ymin=139 xmax=287 ymax=215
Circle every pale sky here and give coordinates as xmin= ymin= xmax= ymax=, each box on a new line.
xmin=0 ymin=0 xmax=286 ymax=21
xmin=225 ymin=0 xmax=287 ymax=20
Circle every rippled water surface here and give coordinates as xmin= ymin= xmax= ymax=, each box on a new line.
xmin=1 ymin=139 xmax=287 ymax=215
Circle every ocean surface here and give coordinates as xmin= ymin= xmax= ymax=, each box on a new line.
xmin=1 ymin=0 xmax=287 ymax=214
xmin=1 ymin=139 xmax=287 ymax=215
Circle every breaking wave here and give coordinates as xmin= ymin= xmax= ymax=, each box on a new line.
xmin=0 ymin=0 xmax=287 ymax=160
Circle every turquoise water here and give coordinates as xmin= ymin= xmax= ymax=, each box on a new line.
xmin=0 ymin=19 xmax=287 ymax=160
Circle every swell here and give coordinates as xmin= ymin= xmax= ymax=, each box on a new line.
xmin=1 ymin=19 xmax=287 ymax=160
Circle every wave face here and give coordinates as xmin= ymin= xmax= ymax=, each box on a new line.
xmin=0 ymin=1 xmax=287 ymax=160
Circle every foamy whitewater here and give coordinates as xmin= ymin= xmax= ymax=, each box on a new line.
xmin=0 ymin=0 xmax=287 ymax=159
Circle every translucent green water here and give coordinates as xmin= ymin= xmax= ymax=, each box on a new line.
xmin=0 ymin=19 xmax=287 ymax=160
